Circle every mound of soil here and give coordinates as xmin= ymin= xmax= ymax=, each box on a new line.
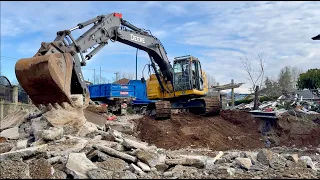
xmin=135 ymin=110 xmax=320 ymax=151
xmin=136 ymin=110 xmax=264 ymax=151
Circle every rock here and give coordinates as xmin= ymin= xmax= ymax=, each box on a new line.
xmin=170 ymin=165 xmax=199 ymax=178
xmin=28 ymin=158 xmax=53 ymax=179
xmin=0 ymin=127 xmax=19 ymax=140
xmin=16 ymin=139 xmax=28 ymax=150
xmin=0 ymin=142 xmax=13 ymax=153
xmin=113 ymin=171 xmax=137 ymax=179
xmin=137 ymin=162 xmax=151 ymax=172
xmin=87 ymin=168 xmax=113 ymax=179
xmin=122 ymin=138 xmax=149 ymax=150
xmin=129 ymin=163 xmax=144 ymax=175
xmin=18 ymin=122 xmax=32 ymax=139
xmin=53 ymin=170 xmax=67 ymax=179
xmin=249 ymin=164 xmax=268 ymax=171
xmin=136 ymin=149 xmax=161 ymax=167
xmin=165 ymin=158 xmax=205 ymax=168
xmin=0 ymin=144 xmax=48 ymax=160
xmin=30 ymin=138 xmax=46 ymax=147
xmin=0 ymin=109 xmax=29 ymax=131
xmin=155 ymin=163 xmax=169 ymax=172
xmin=48 ymin=156 xmax=62 ymax=164
xmin=257 ymin=149 xmax=273 ymax=165
xmin=109 ymin=128 xmax=123 ymax=139
xmin=30 ymin=117 xmax=51 ymax=140
xmin=66 ymin=153 xmax=98 ymax=179
xmin=0 ymin=159 xmax=31 ymax=178
xmin=269 ymin=154 xmax=287 ymax=169
xmin=286 ymin=154 xmax=299 ymax=163
xmin=46 ymin=136 xmax=88 ymax=157
xmin=163 ymin=171 xmax=174 ymax=177
xmin=93 ymin=135 xmax=102 ymax=140
xmin=95 ymin=157 xmax=127 ymax=172
xmin=245 ymin=151 xmax=258 ymax=164
xmin=106 ymin=122 xmax=134 ymax=134
xmin=41 ymin=127 xmax=64 ymax=141
xmin=93 ymin=144 xmax=137 ymax=162
xmin=299 ymin=156 xmax=315 ymax=169
xmin=235 ymin=157 xmax=252 ymax=170
xmin=77 ymin=121 xmax=98 ymax=137
xmin=205 ymin=151 xmax=224 ymax=169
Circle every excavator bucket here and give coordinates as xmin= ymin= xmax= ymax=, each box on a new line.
xmin=15 ymin=53 xmax=74 ymax=107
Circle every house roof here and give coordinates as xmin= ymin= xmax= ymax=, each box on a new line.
xmin=294 ymin=89 xmax=320 ymax=99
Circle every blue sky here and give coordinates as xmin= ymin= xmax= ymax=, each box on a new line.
xmin=1 ymin=1 xmax=320 ymax=93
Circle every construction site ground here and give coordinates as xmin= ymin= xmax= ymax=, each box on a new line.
xmin=0 ymin=102 xmax=319 ymax=179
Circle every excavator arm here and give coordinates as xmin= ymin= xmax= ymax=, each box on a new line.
xmin=15 ymin=13 xmax=173 ymax=107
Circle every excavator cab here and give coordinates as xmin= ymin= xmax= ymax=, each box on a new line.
xmin=173 ymin=55 xmax=204 ymax=92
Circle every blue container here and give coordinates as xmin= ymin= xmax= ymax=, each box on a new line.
xmin=128 ymin=80 xmax=156 ymax=105
xmin=88 ymin=84 xmax=135 ymax=100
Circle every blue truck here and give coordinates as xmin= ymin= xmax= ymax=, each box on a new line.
xmin=88 ymin=80 xmax=156 ymax=114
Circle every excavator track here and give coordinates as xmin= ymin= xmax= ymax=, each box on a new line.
xmin=202 ymin=97 xmax=221 ymax=116
xmin=154 ymin=101 xmax=171 ymax=120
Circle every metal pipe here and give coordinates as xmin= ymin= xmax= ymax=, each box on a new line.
xmin=85 ymin=43 xmax=106 ymax=60
xmin=70 ymin=26 xmax=80 ymax=31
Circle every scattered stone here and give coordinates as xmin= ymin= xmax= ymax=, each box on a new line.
xmin=0 ymin=144 xmax=48 ymax=160
xmin=137 ymin=161 xmax=151 ymax=172
xmin=299 ymin=156 xmax=315 ymax=169
xmin=46 ymin=136 xmax=88 ymax=157
xmin=245 ymin=151 xmax=258 ymax=164
xmin=66 ymin=153 xmax=98 ymax=179
xmin=0 ymin=127 xmax=19 ymax=140
xmin=205 ymin=151 xmax=224 ymax=169
xmin=93 ymin=135 xmax=102 ymax=140
xmin=87 ymin=168 xmax=113 ymax=179
xmin=0 ymin=109 xmax=29 ymax=131
xmin=16 ymin=139 xmax=28 ymax=150
xmin=30 ymin=117 xmax=51 ymax=140
xmin=235 ymin=157 xmax=252 ymax=170
xmin=136 ymin=149 xmax=162 ymax=167
xmin=48 ymin=156 xmax=62 ymax=164
xmin=0 ymin=158 xmax=31 ymax=178
xmin=113 ymin=143 xmax=126 ymax=151
xmin=286 ymin=154 xmax=299 ymax=163
xmin=95 ymin=157 xmax=127 ymax=172
xmin=93 ymin=144 xmax=137 ymax=162
xmin=122 ymin=138 xmax=149 ymax=150
xmin=257 ymin=149 xmax=273 ymax=165
xmin=28 ymin=158 xmax=53 ymax=179
xmin=165 ymin=158 xmax=205 ymax=168
xmin=41 ymin=127 xmax=64 ymax=141
xmin=269 ymin=154 xmax=287 ymax=169
xmin=0 ymin=142 xmax=13 ymax=153
xmin=77 ymin=121 xmax=98 ymax=137
xmin=155 ymin=163 xmax=169 ymax=172
xmin=109 ymin=128 xmax=123 ymax=139
xmin=113 ymin=171 xmax=137 ymax=179
xmin=106 ymin=122 xmax=134 ymax=134
xmin=53 ymin=170 xmax=67 ymax=179
xmin=129 ymin=163 xmax=144 ymax=175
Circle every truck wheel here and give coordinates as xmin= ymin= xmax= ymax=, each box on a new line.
xmin=140 ymin=106 xmax=147 ymax=115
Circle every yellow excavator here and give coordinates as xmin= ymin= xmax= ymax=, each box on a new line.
xmin=15 ymin=13 xmax=220 ymax=119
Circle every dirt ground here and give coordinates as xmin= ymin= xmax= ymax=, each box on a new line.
xmin=135 ymin=110 xmax=320 ymax=151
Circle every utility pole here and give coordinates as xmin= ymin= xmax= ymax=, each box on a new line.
xmin=136 ymin=49 xmax=138 ymax=80
xmin=93 ymin=69 xmax=96 ymax=84
xmin=114 ymin=72 xmax=119 ymax=82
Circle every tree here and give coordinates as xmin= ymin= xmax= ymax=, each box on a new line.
xmin=291 ymin=66 xmax=303 ymax=89
xmin=92 ymin=74 xmax=111 ymax=84
xmin=297 ymin=68 xmax=320 ymax=96
xmin=278 ymin=66 xmax=293 ymax=93
xmin=263 ymin=77 xmax=281 ymax=98
xmin=239 ymin=53 xmax=266 ymax=91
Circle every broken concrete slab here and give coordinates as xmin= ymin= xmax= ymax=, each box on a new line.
xmin=0 ymin=127 xmax=19 ymax=140
xmin=46 ymin=136 xmax=88 ymax=157
xmin=0 ymin=158 xmax=31 ymax=179
xmin=285 ymin=154 xmax=299 ymax=163
xmin=16 ymin=139 xmax=28 ymax=150
xmin=106 ymin=122 xmax=134 ymax=134
xmin=257 ymin=149 xmax=274 ymax=166
xmin=244 ymin=151 xmax=258 ymax=164
xmin=136 ymin=149 xmax=161 ymax=167
xmin=28 ymin=158 xmax=54 ymax=179
xmin=122 ymin=138 xmax=149 ymax=151
xmin=269 ymin=154 xmax=287 ymax=169
xmin=235 ymin=157 xmax=252 ymax=170
xmin=0 ymin=142 xmax=13 ymax=153
xmin=93 ymin=144 xmax=137 ymax=163
xmin=137 ymin=161 xmax=151 ymax=172
xmin=30 ymin=116 xmax=52 ymax=140
xmin=95 ymin=156 xmax=128 ymax=172
xmin=0 ymin=144 xmax=48 ymax=160
xmin=41 ymin=127 xmax=64 ymax=141
xmin=165 ymin=158 xmax=205 ymax=168
xmin=130 ymin=163 xmax=145 ymax=175
xmin=299 ymin=156 xmax=315 ymax=169
xmin=205 ymin=151 xmax=224 ymax=169
xmin=87 ymin=168 xmax=114 ymax=179
xmin=77 ymin=121 xmax=98 ymax=137
xmin=0 ymin=109 xmax=29 ymax=131
xmin=66 ymin=153 xmax=98 ymax=179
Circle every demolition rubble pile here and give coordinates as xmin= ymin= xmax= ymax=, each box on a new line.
xmin=0 ymin=97 xmax=319 ymax=179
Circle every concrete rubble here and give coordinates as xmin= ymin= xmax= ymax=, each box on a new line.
xmin=0 ymin=103 xmax=319 ymax=179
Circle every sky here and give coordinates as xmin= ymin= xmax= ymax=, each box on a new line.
xmin=1 ymin=1 xmax=320 ymax=94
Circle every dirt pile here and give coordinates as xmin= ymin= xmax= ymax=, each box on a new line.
xmin=136 ymin=110 xmax=320 ymax=151
xmin=136 ymin=110 xmax=264 ymax=151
